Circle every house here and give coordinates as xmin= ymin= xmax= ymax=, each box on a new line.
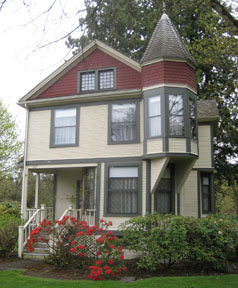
xmin=18 ymin=11 xmax=219 ymax=248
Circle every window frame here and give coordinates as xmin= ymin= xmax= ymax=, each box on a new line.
xmin=168 ymin=94 xmax=185 ymax=137
xmin=104 ymin=162 xmax=142 ymax=217
xmin=78 ymin=67 xmax=116 ymax=93
xmin=50 ymin=106 xmax=80 ymax=148
xmin=108 ymin=100 xmax=140 ymax=145
xmin=201 ymin=173 xmax=212 ymax=214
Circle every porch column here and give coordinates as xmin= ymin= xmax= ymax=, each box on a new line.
xmin=21 ymin=168 xmax=29 ymax=220
xmin=35 ymin=173 xmax=40 ymax=209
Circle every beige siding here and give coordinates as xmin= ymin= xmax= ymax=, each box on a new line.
xmin=147 ymin=139 xmax=163 ymax=154
xmin=27 ymin=104 xmax=143 ymax=161
xmin=182 ymin=171 xmax=198 ymax=217
xmin=169 ymin=138 xmax=186 ymax=152
xmin=191 ymin=140 xmax=198 ymax=155
xmin=194 ymin=125 xmax=212 ymax=168
xmin=150 ymin=157 xmax=169 ymax=193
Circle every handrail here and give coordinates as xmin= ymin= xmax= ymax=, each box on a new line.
xmin=23 ymin=209 xmax=41 ymax=230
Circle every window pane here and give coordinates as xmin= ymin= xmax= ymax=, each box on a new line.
xmin=156 ymin=178 xmax=172 ymax=214
xmin=110 ymin=167 xmax=138 ymax=178
xmin=81 ymin=72 xmax=95 ymax=91
xmin=169 ymin=95 xmax=183 ymax=115
xmin=149 ymin=116 xmax=161 ymax=137
xmin=169 ymin=115 xmax=184 ymax=136
xmin=99 ymin=70 xmax=114 ymax=89
xmin=108 ymin=177 xmax=137 ymax=214
xmin=55 ymin=127 xmax=76 ymax=145
xmin=202 ymin=176 xmax=209 ymax=185
xmin=112 ymin=103 xmax=136 ymax=123
xmin=149 ymin=96 xmax=161 ymax=117
xmin=169 ymin=95 xmax=184 ymax=136
xmin=55 ymin=109 xmax=76 ymax=127
xmin=111 ymin=103 xmax=136 ymax=142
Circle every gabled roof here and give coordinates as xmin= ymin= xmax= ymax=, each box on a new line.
xmin=141 ymin=12 xmax=196 ymax=67
xmin=18 ymin=40 xmax=141 ymax=105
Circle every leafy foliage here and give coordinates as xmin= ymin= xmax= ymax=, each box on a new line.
xmin=0 ymin=200 xmax=21 ymax=217
xmin=0 ymin=214 xmax=22 ymax=258
xmin=121 ymin=214 xmax=238 ymax=271
xmin=67 ymin=0 xmax=238 ymax=186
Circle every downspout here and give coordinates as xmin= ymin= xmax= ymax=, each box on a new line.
xmin=20 ymin=103 xmax=29 ymax=219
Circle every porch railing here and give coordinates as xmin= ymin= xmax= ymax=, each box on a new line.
xmin=18 ymin=204 xmax=53 ymax=258
xmin=58 ymin=207 xmax=96 ymax=226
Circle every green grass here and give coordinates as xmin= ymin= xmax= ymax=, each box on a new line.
xmin=0 ymin=270 xmax=238 ymax=288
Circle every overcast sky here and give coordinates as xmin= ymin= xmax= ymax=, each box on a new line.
xmin=0 ymin=0 xmax=85 ymax=140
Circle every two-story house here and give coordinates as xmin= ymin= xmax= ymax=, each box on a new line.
xmin=18 ymin=11 xmax=218 ymax=236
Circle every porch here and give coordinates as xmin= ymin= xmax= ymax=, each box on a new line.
xmin=19 ymin=164 xmax=98 ymax=258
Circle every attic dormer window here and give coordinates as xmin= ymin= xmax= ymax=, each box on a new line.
xmin=78 ymin=68 xmax=116 ymax=93
xmin=80 ymin=72 xmax=96 ymax=91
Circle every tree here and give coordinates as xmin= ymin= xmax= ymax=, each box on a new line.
xmin=0 ymin=100 xmax=22 ymax=190
xmin=66 ymin=0 xmax=238 ymax=187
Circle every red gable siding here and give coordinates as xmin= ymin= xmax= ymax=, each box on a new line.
xmin=36 ymin=49 xmax=141 ymax=99
xmin=142 ymin=61 xmax=196 ymax=91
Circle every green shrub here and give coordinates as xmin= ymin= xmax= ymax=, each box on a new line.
xmin=121 ymin=214 xmax=238 ymax=272
xmin=0 ymin=214 xmax=22 ymax=258
xmin=121 ymin=214 xmax=189 ymax=271
xmin=0 ymin=201 xmax=21 ymax=217
xmin=184 ymin=215 xmax=238 ymax=270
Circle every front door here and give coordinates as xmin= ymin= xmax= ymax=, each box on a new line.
xmin=76 ymin=168 xmax=96 ymax=217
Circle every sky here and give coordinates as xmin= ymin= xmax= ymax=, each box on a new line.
xmin=0 ymin=0 xmax=85 ymax=140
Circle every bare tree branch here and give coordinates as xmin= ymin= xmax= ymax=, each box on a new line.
xmin=0 ymin=0 xmax=7 ymax=12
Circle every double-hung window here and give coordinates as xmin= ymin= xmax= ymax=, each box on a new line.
xmin=52 ymin=108 xmax=78 ymax=147
xmin=110 ymin=103 xmax=137 ymax=143
xmin=148 ymin=95 xmax=161 ymax=137
xmin=201 ymin=174 xmax=212 ymax=213
xmin=108 ymin=167 xmax=138 ymax=215
xmin=169 ymin=95 xmax=184 ymax=136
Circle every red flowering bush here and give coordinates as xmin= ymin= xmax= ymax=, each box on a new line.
xmin=86 ymin=219 xmax=126 ymax=280
xmin=27 ymin=216 xmax=126 ymax=278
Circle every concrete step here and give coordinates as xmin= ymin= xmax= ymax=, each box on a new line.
xmin=23 ymin=252 xmax=49 ymax=260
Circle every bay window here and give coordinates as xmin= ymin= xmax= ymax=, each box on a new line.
xmin=148 ymin=95 xmax=161 ymax=137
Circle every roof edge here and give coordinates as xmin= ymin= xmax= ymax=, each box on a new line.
xmin=18 ymin=40 xmax=141 ymax=104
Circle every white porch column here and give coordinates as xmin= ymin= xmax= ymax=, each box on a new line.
xmin=21 ymin=168 xmax=29 ymax=220
xmin=35 ymin=173 xmax=40 ymax=209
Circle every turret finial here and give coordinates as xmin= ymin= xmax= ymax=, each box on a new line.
xmin=162 ymin=1 xmax=166 ymax=13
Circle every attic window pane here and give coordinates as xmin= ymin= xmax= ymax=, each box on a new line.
xmin=99 ymin=70 xmax=114 ymax=89
xmin=81 ymin=72 xmax=95 ymax=91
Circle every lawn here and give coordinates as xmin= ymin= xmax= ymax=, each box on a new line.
xmin=0 ymin=271 xmax=238 ymax=288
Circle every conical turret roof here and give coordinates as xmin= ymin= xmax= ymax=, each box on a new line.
xmin=141 ymin=12 xmax=196 ymax=67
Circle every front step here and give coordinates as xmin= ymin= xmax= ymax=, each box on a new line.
xmin=23 ymin=241 xmax=50 ymax=260
xmin=23 ymin=252 xmax=49 ymax=260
